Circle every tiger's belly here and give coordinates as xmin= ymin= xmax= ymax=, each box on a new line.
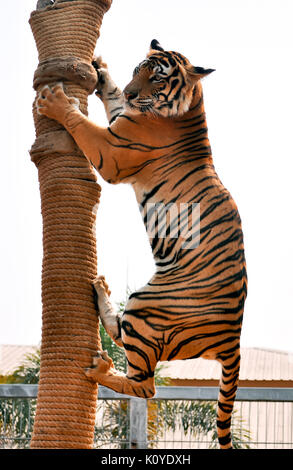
xmin=124 ymin=277 xmax=244 ymax=363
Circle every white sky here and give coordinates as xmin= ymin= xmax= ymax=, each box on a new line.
xmin=0 ymin=0 xmax=292 ymax=353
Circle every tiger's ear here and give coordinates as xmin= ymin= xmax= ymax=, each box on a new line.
xmin=186 ymin=65 xmax=215 ymax=80
xmin=150 ymin=39 xmax=165 ymax=52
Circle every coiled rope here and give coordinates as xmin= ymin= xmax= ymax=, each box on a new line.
xmin=29 ymin=0 xmax=112 ymax=448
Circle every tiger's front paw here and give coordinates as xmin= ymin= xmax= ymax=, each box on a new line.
xmin=92 ymin=56 xmax=109 ymax=98
xmin=92 ymin=56 xmax=108 ymax=75
xmin=92 ymin=56 xmax=119 ymax=101
xmin=36 ymin=83 xmax=80 ymax=123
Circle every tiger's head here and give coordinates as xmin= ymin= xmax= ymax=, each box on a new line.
xmin=123 ymin=40 xmax=215 ymax=118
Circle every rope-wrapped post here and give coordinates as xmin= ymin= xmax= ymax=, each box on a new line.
xmin=29 ymin=0 xmax=112 ymax=448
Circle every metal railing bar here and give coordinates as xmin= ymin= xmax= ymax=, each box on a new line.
xmin=152 ymin=386 xmax=293 ymax=402
xmin=0 ymin=385 xmax=38 ymax=399
xmin=0 ymin=385 xmax=293 ymax=402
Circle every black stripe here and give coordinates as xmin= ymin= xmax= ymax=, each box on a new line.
xmin=107 ymin=127 xmax=131 ymax=142
xmin=217 ymin=417 xmax=232 ymax=430
xmin=98 ymin=151 xmax=103 ymax=170
xmin=140 ymin=181 xmax=167 ymax=208
xmin=171 ymin=164 xmax=212 ymax=190
xmin=118 ymin=114 xmax=138 ymax=124
xmin=218 ymin=433 xmax=231 ymax=446
xmin=109 ymin=115 xmax=118 ymax=124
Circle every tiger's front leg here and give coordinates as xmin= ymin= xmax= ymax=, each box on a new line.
xmin=36 ymin=84 xmax=122 ymax=182
xmin=92 ymin=56 xmax=125 ymax=124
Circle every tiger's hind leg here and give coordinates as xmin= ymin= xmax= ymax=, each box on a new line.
xmin=91 ymin=279 xmax=158 ymax=397
xmin=93 ymin=276 xmax=123 ymax=347
xmin=216 ymin=348 xmax=241 ymax=449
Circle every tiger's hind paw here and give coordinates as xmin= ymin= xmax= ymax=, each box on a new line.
xmin=85 ymin=350 xmax=115 ymax=383
xmin=93 ymin=275 xmax=111 ymax=297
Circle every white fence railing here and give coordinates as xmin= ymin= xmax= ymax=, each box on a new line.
xmin=0 ymin=385 xmax=292 ymax=449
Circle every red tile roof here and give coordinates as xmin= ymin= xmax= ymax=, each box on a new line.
xmin=159 ymin=348 xmax=293 ymax=382
xmin=0 ymin=344 xmax=38 ymax=375
xmin=1 ymin=345 xmax=293 ymax=382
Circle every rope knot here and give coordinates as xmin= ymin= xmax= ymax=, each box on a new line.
xmin=33 ymin=57 xmax=98 ymax=94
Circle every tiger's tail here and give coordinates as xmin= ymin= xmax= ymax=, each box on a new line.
xmin=216 ymin=350 xmax=241 ymax=449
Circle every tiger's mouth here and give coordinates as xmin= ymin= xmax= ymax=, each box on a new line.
xmin=125 ymin=96 xmax=155 ymax=114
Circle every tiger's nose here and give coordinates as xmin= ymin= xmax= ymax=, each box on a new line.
xmin=124 ymin=90 xmax=138 ymax=101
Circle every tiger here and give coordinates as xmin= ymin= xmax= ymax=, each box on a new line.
xmin=36 ymin=39 xmax=247 ymax=449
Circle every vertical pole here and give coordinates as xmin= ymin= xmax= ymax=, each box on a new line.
xmin=29 ymin=0 xmax=112 ymax=448
xmin=129 ymin=398 xmax=148 ymax=449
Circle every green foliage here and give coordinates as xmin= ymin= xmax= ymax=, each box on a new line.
xmin=0 ymin=350 xmax=39 ymax=448
xmin=0 ymin=398 xmax=36 ymax=448
xmin=94 ymin=399 xmax=130 ymax=449
xmin=159 ymin=400 xmax=216 ymax=435
xmin=151 ymin=400 xmax=251 ymax=449
xmin=0 ymin=350 xmax=40 ymax=385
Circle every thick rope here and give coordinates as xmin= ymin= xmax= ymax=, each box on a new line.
xmin=29 ymin=0 xmax=112 ymax=449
